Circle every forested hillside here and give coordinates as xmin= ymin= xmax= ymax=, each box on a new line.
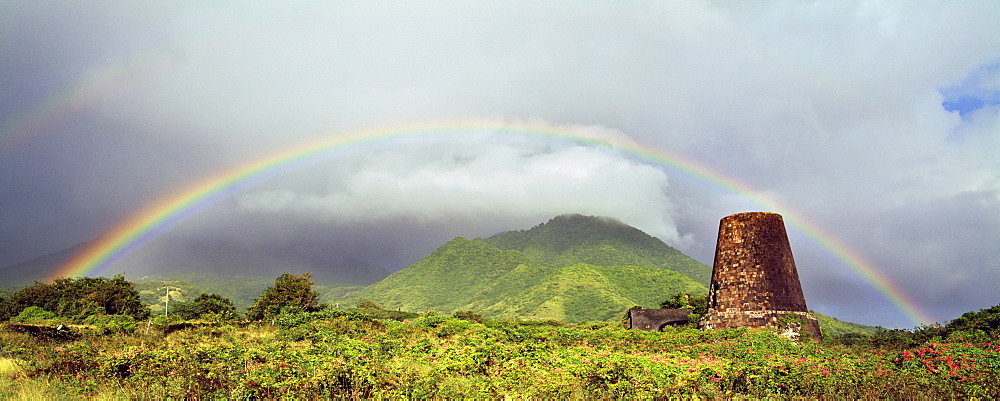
xmin=344 ymin=235 xmax=706 ymax=322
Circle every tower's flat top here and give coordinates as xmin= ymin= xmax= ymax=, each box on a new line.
xmin=723 ymin=211 xmax=783 ymax=219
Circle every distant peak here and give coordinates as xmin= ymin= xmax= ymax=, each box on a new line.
xmin=549 ymin=214 xmax=627 ymax=226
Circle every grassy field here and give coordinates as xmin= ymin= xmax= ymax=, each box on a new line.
xmin=2 ymin=308 xmax=998 ymax=398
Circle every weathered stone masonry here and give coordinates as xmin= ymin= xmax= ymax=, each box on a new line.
xmin=698 ymin=212 xmax=822 ymax=340
xmin=628 ymin=308 xmax=691 ymax=331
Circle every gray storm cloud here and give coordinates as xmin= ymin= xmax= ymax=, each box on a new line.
xmin=2 ymin=1 xmax=998 ymax=328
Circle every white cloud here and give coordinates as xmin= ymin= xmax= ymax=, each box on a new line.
xmin=234 ymin=137 xmax=684 ymax=245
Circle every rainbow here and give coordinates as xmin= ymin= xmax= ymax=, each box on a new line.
xmin=53 ymin=119 xmax=935 ymax=326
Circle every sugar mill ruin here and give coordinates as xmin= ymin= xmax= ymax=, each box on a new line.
xmin=630 ymin=212 xmax=822 ymax=341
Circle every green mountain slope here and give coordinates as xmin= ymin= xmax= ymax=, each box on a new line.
xmin=461 ymin=263 xmax=706 ymax=322
xmin=814 ymin=312 xmax=882 ymax=337
xmin=485 ymin=214 xmax=711 ymax=285
xmin=344 ymin=231 xmax=708 ymax=322
xmin=344 ymin=237 xmax=547 ymax=313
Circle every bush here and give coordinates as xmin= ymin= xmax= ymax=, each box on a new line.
xmin=10 ymin=306 xmax=56 ymax=324
xmin=246 ymin=273 xmax=321 ymax=321
xmin=453 ymin=311 xmax=484 ymax=323
xmin=83 ymin=314 xmax=137 ymax=335
xmin=169 ymin=293 xmax=238 ymax=322
xmin=0 ymin=275 xmax=149 ymax=322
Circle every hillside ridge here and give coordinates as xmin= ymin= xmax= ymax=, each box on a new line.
xmin=344 ymin=215 xmax=710 ymax=321
xmin=485 ymin=214 xmax=711 ymax=284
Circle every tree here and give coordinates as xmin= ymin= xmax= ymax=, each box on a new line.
xmin=660 ymin=292 xmax=707 ymax=312
xmin=0 ymin=275 xmax=149 ymax=322
xmin=947 ymin=303 xmax=1000 ymax=336
xmin=0 ymin=281 xmax=57 ymax=321
xmin=246 ymin=272 xmax=321 ymax=321
xmin=170 ymin=293 xmax=238 ymax=321
xmin=660 ymin=292 xmax=709 ymax=326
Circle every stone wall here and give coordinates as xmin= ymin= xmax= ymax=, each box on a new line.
xmin=699 ymin=212 xmax=822 ymax=340
xmin=628 ymin=308 xmax=691 ymax=331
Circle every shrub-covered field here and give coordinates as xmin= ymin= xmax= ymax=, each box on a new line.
xmin=2 ymin=307 xmax=999 ymax=399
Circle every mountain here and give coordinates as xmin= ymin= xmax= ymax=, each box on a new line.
xmin=344 ymin=215 xmax=710 ymax=322
xmin=460 ymin=262 xmax=706 ymax=322
xmin=485 ymin=214 xmax=711 ymax=285
xmin=0 ymin=242 xmax=87 ymax=289
xmin=345 ymin=237 xmax=550 ymax=312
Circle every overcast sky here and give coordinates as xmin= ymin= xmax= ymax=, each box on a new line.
xmin=2 ymin=1 xmax=997 ymax=328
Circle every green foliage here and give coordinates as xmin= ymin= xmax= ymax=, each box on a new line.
xmin=133 ymin=271 xmax=283 ymax=311
xmin=659 ymin=292 xmax=709 ymax=326
xmin=830 ymin=301 xmax=1000 ymax=349
xmin=246 ymin=273 xmax=322 ymax=321
xmin=345 ymin=236 xmax=707 ymax=323
xmin=469 ymin=263 xmax=706 ymax=322
xmin=4 ymin=311 xmax=1000 ymax=398
xmin=0 ymin=275 xmax=149 ymax=322
xmin=660 ymin=292 xmax=708 ymax=312
xmin=485 ymin=214 xmax=712 ymax=284
xmin=453 ymin=311 xmax=484 ymax=323
xmin=356 ymin=299 xmax=382 ymax=310
xmin=319 ymin=285 xmax=367 ymax=306
xmin=0 ymin=282 xmax=55 ymax=321
xmin=169 ymin=293 xmax=238 ymax=322
xmin=947 ymin=303 xmax=1000 ymax=336
xmin=135 ymin=280 xmax=202 ymax=313
xmin=813 ymin=311 xmax=881 ymax=337
xmin=346 ymin=237 xmax=543 ymax=312
xmin=10 ymin=306 xmax=56 ymax=324
xmin=82 ymin=314 xmax=137 ymax=335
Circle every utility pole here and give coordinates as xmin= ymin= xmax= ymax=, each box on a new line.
xmin=164 ymin=285 xmax=173 ymax=316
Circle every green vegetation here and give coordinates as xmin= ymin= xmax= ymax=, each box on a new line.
xmin=486 ymin=214 xmax=712 ymax=284
xmin=660 ymin=292 xmax=710 ymax=326
xmin=9 ymin=306 xmax=56 ymax=324
xmin=130 ymin=272 xmax=292 ymax=311
xmin=948 ymin=303 xmax=1000 ymax=334
xmin=0 ymin=275 xmax=148 ymax=322
xmin=246 ymin=272 xmax=322 ymax=321
xmin=131 ymin=271 xmax=366 ymax=313
xmin=135 ymin=280 xmax=203 ymax=314
xmin=2 ymin=299 xmax=1000 ymax=398
xmin=345 ymin=237 xmax=707 ymax=322
xmin=169 ymin=293 xmax=238 ymax=322
xmin=814 ymin=311 xmax=882 ymax=337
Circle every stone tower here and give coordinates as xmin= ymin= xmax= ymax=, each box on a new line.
xmin=699 ymin=212 xmax=822 ymax=340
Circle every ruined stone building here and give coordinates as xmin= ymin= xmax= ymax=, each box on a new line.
xmin=628 ymin=308 xmax=690 ymax=331
xmin=629 ymin=212 xmax=822 ymax=341
xmin=698 ymin=212 xmax=822 ymax=340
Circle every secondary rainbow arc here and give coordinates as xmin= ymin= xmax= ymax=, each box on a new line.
xmin=53 ymin=119 xmax=935 ymax=326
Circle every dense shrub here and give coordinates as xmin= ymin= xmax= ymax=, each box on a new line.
xmin=169 ymin=293 xmax=238 ymax=321
xmin=0 ymin=275 xmax=149 ymax=322
xmin=246 ymin=273 xmax=321 ymax=321
xmin=9 ymin=306 xmax=56 ymax=324
xmin=2 ymin=312 xmax=1000 ymax=398
xmin=947 ymin=304 xmax=1000 ymax=338
xmin=82 ymin=314 xmax=137 ymax=335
